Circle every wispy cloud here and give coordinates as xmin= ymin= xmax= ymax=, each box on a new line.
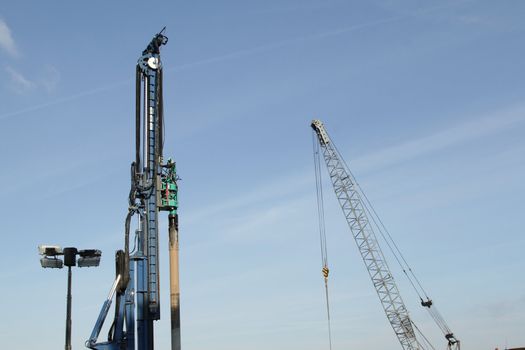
xmin=3 ymin=64 xmax=61 ymax=95
xmin=350 ymin=104 xmax=525 ymax=173
xmin=188 ymin=103 xmax=525 ymax=230
xmin=476 ymin=294 xmax=525 ymax=319
xmin=185 ymin=171 xmax=310 ymax=225
xmin=5 ymin=65 xmax=36 ymax=93
xmin=0 ymin=18 xmax=18 ymax=57
xmin=220 ymin=195 xmax=312 ymax=242
xmin=0 ymin=77 xmax=129 ymax=120
xmin=39 ymin=65 xmax=61 ymax=93
xmin=0 ymin=2 xmax=466 ymax=120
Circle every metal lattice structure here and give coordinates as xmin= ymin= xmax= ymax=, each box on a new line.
xmin=311 ymin=119 xmax=421 ymax=350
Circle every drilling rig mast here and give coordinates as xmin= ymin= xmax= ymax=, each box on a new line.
xmin=87 ymin=28 xmax=181 ymax=350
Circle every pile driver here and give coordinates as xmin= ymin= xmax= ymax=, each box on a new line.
xmin=87 ymin=28 xmax=181 ymax=350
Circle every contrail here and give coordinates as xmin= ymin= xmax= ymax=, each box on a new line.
xmin=0 ymin=2 xmax=468 ymax=121
xmin=0 ymin=79 xmax=132 ymax=120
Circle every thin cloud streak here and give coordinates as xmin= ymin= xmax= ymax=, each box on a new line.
xmin=39 ymin=64 xmax=61 ymax=93
xmin=3 ymin=65 xmax=61 ymax=96
xmin=0 ymin=2 xmax=463 ymax=120
xmin=185 ymin=171 xmax=311 ymax=224
xmin=169 ymin=1 xmax=469 ymax=72
xmin=220 ymin=195 xmax=312 ymax=242
xmin=350 ymin=104 xmax=525 ymax=173
xmin=5 ymin=66 xmax=35 ymax=93
xmin=0 ymin=18 xmax=18 ymax=57
xmin=0 ymin=78 xmax=132 ymax=120
xmin=381 ymin=144 xmax=525 ymax=213
xmin=187 ymin=104 xmax=525 ymax=223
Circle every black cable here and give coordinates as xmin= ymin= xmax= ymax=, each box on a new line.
xmin=135 ymin=65 xmax=141 ymax=172
xmin=158 ymin=67 xmax=165 ymax=156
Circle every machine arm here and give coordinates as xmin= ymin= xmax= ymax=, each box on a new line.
xmin=311 ymin=119 xmax=422 ymax=350
xmin=88 ymin=29 xmax=180 ymax=350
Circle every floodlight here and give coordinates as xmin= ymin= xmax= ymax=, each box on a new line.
xmin=38 ymin=242 xmax=101 ymax=350
xmin=40 ymin=257 xmax=64 ymax=269
xmin=78 ymin=249 xmax=102 ymax=267
xmin=78 ymin=256 xmax=101 ymax=267
xmin=78 ymin=249 xmax=102 ymax=258
xmin=38 ymin=245 xmax=63 ymax=256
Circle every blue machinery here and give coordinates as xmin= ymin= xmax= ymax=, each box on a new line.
xmin=87 ymin=29 xmax=181 ymax=350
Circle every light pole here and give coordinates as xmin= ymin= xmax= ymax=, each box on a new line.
xmin=39 ymin=245 xmax=102 ymax=350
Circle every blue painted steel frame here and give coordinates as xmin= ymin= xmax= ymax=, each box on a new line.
xmin=87 ymin=30 xmax=167 ymax=350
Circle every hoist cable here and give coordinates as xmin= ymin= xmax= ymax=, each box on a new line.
xmin=313 ymin=124 xmax=457 ymax=349
xmin=332 ymin=141 xmax=429 ymax=299
xmin=412 ymin=320 xmax=436 ymax=350
xmin=333 ymin=141 xmax=457 ymax=341
xmin=323 ymin=277 xmax=333 ymax=350
xmin=329 ymin=141 xmax=456 ymax=344
xmin=329 ymin=141 xmax=427 ymax=295
xmin=313 ymin=132 xmax=328 ymax=267
xmin=427 ymin=305 xmax=451 ymax=335
xmin=312 ymin=131 xmax=332 ymax=350
xmin=364 ymin=205 xmax=427 ymax=301
xmin=360 ymin=184 xmax=455 ymax=338
xmin=357 ymin=181 xmax=432 ymax=301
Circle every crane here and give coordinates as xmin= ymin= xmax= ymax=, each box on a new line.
xmin=86 ymin=28 xmax=181 ymax=350
xmin=311 ymin=119 xmax=459 ymax=350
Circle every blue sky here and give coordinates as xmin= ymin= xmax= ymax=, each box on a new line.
xmin=1 ymin=1 xmax=524 ymax=349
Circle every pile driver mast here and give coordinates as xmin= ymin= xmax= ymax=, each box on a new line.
xmin=87 ymin=28 xmax=181 ymax=350
xmin=311 ymin=119 xmax=459 ymax=350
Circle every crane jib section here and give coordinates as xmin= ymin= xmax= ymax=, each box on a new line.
xmin=311 ymin=120 xmax=421 ymax=350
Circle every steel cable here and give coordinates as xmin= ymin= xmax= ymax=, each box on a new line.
xmin=312 ymin=131 xmax=333 ymax=350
